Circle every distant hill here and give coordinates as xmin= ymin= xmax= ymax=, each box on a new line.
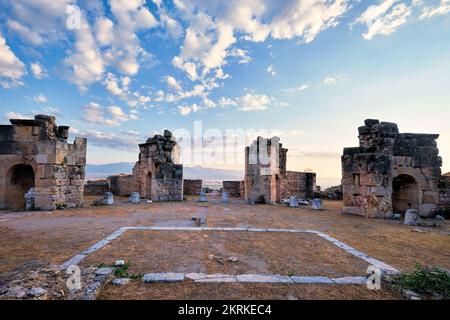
xmin=86 ymin=162 xmax=244 ymax=181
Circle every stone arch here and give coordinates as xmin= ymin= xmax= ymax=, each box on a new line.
xmin=392 ymin=174 xmax=419 ymax=213
xmin=5 ymin=163 xmax=35 ymax=210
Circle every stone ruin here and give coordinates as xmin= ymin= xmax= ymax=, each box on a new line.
xmin=92 ymin=130 xmax=183 ymax=202
xmin=222 ymin=180 xmax=244 ymax=198
xmin=438 ymin=173 xmax=450 ymax=216
xmin=183 ymin=179 xmax=202 ymax=196
xmin=0 ymin=115 xmax=86 ymax=210
xmin=244 ymin=136 xmax=316 ymax=204
xmin=133 ymin=130 xmax=183 ymax=201
xmin=342 ymin=119 xmax=443 ymax=218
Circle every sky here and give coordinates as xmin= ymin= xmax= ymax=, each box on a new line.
xmin=0 ymin=0 xmax=449 ymax=187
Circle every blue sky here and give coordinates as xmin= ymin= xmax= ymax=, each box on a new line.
xmin=0 ymin=0 xmax=449 ymax=187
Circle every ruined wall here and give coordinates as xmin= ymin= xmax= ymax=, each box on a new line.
xmin=183 ymin=179 xmax=202 ymax=196
xmin=244 ymin=136 xmax=286 ymax=204
xmin=108 ymin=174 xmax=138 ymax=196
xmin=342 ymin=119 xmax=442 ymax=218
xmin=84 ymin=179 xmax=109 ymax=195
xmin=223 ymin=181 xmax=244 ymax=198
xmin=0 ymin=115 xmax=86 ymax=210
xmin=133 ymin=130 xmax=183 ymax=201
xmin=280 ymin=171 xmax=316 ymax=199
xmin=438 ymin=173 xmax=450 ymax=215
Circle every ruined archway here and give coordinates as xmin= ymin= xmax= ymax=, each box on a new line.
xmin=392 ymin=174 xmax=419 ymax=213
xmin=5 ymin=164 xmax=35 ymax=210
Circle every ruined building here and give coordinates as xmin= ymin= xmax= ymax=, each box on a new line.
xmin=244 ymin=136 xmax=316 ymax=204
xmin=0 ymin=115 xmax=86 ymax=210
xmin=133 ymin=130 xmax=183 ymax=201
xmin=342 ymin=119 xmax=442 ymax=218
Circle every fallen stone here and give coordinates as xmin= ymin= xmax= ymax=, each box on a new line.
xmin=95 ymin=267 xmax=114 ymax=276
xmin=207 ymin=254 xmax=214 ymax=260
xmin=404 ymin=209 xmax=420 ymax=226
xmin=142 ymin=273 xmax=185 ymax=283
xmin=393 ymin=213 xmax=402 ymax=220
xmin=103 ymin=192 xmax=114 ymax=205
xmin=115 ymin=260 xmax=125 ymax=266
xmin=27 ymin=287 xmax=47 ymax=297
xmin=411 ymin=228 xmax=425 ymax=233
xmin=435 ymin=215 xmax=444 ymax=220
xmin=198 ymin=191 xmax=208 ymax=202
xmin=228 ymin=257 xmax=239 ymax=263
xmin=222 ymin=191 xmax=229 ymax=203
xmin=112 ymin=278 xmax=130 ymax=286
xmin=290 ymin=276 xmax=333 ymax=284
xmin=289 ymin=196 xmax=299 ymax=208
xmin=403 ymin=289 xmax=422 ymax=300
xmin=236 ymin=274 xmax=293 ymax=283
xmin=129 ymin=192 xmax=141 ymax=204
xmin=7 ymin=286 xmax=27 ymax=299
xmin=311 ymin=198 xmax=323 ymax=210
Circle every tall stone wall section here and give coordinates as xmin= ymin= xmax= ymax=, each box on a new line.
xmin=438 ymin=173 xmax=450 ymax=215
xmin=342 ymin=119 xmax=442 ymax=218
xmin=223 ymin=181 xmax=244 ymax=197
xmin=133 ymin=130 xmax=183 ymax=201
xmin=108 ymin=174 xmax=138 ymax=196
xmin=280 ymin=171 xmax=316 ymax=199
xmin=0 ymin=115 xmax=86 ymax=210
xmin=183 ymin=179 xmax=202 ymax=196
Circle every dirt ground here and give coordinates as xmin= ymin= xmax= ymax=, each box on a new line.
xmin=1 ymin=194 xmax=449 ymax=299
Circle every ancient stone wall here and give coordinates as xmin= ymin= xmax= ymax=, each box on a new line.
xmin=108 ymin=174 xmax=138 ymax=196
xmin=0 ymin=115 xmax=86 ymax=210
xmin=280 ymin=171 xmax=316 ymax=199
xmin=244 ymin=136 xmax=286 ymax=204
xmin=133 ymin=130 xmax=183 ymax=201
xmin=342 ymin=119 xmax=442 ymax=218
xmin=183 ymin=179 xmax=202 ymax=196
xmin=84 ymin=179 xmax=109 ymax=195
xmin=438 ymin=173 xmax=450 ymax=215
xmin=223 ymin=181 xmax=244 ymax=197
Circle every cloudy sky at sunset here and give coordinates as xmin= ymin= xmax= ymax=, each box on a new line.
xmin=0 ymin=0 xmax=449 ymax=187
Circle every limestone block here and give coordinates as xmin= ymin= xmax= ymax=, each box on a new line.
xmin=404 ymin=209 xmax=420 ymax=226
xmin=289 ymin=196 xmax=298 ymax=207
xmin=129 ymin=192 xmax=140 ymax=204
xmin=312 ymin=198 xmax=323 ymax=210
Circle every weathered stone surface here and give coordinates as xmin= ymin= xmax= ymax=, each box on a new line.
xmin=107 ymin=174 xmax=138 ymax=197
xmin=129 ymin=192 xmax=140 ymax=204
xmin=404 ymin=209 xmax=421 ymax=226
xmin=289 ymin=196 xmax=299 ymax=207
xmin=0 ymin=115 xmax=87 ymax=211
xmin=183 ymin=179 xmax=202 ymax=196
xmin=95 ymin=267 xmax=114 ymax=276
xmin=342 ymin=119 xmax=442 ymax=218
xmin=27 ymin=287 xmax=47 ymax=297
xmin=311 ymin=198 xmax=323 ymax=210
xmin=84 ymin=179 xmax=109 ymax=195
xmin=222 ymin=191 xmax=229 ymax=203
xmin=244 ymin=137 xmax=316 ymax=204
xmin=142 ymin=273 xmax=185 ymax=283
xmin=112 ymin=278 xmax=130 ymax=286
xmin=222 ymin=181 xmax=244 ymax=198
xmin=236 ymin=274 xmax=293 ymax=283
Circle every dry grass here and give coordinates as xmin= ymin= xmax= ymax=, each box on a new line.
xmin=82 ymin=231 xmax=368 ymax=277
xmin=98 ymin=281 xmax=403 ymax=300
xmin=1 ymin=197 xmax=449 ymax=299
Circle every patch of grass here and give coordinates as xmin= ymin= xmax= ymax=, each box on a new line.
xmin=391 ymin=264 xmax=450 ymax=298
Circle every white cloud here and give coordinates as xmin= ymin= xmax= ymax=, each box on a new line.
xmin=34 ymin=93 xmax=48 ymax=104
xmin=229 ymin=48 xmax=252 ymax=64
xmin=237 ymin=93 xmax=272 ymax=112
xmin=7 ymin=20 xmax=45 ymax=46
xmin=178 ymin=104 xmax=200 ymax=116
xmin=64 ymin=12 xmax=104 ymax=91
xmin=419 ymin=0 xmax=450 ymax=20
xmin=355 ymin=1 xmax=412 ymax=40
xmin=165 ymin=75 xmax=182 ymax=91
xmin=4 ymin=111 xmax=27 ymax=120
xmin=95 ymin=17 xmax=114 ymax=46
xmin=30 ymin=62 xmax=47 ymax=79
xmin=281 ymin=84 xmax=309 ymax=93
xmin=83 ymin=102 xmax=133 ymax=126
xmin=267 ymin=65 xmax=276 ymax=76
xmin=0 ymin=33 xmax=25 ymax=88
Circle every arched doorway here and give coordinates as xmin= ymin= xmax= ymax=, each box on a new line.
xmin=146 ymin=172 xmax=152 ymax=199
xmin=5 ymin=164 xmax=35 ymax=210
xmin=392 ymin=174 xmax=419 ymax=213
